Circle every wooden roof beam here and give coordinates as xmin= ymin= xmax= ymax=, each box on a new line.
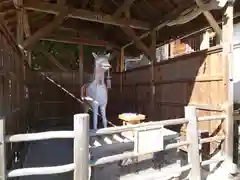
xmin=41 ymin=36 xmax=119 ymax=48
xmin=35 ymin=47 xmax=68 ymax=72
xmin=23 ymin=9 xmax=69 ymax=49
xmin=57 ymin=0 xmax=66 ymax=5
xmin=23 ymin=11 xmax=31 ymax=37
xmin=22 ymin=1 xmax=150 ymax=30
xmin=81 ymin=0 xmax=89 ymax=8
xmin=121 ymin=27 xmax=151 ymax=57
xmin=195 ymin=0 xmax=222 ymax=40
xmin=122 ymin=4 xmax=198 ymax=48
xmin=113 ymin=0 xmax=136 ymax=18
xmin=113 ymin=0 xmax=151 ymax=57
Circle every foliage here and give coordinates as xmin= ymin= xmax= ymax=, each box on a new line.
xmin=32 ymin=41 xmax=106 ymax=71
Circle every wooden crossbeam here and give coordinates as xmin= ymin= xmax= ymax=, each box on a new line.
xmin=36 ymin=48 xmax=68 ymax=72
xmin=81 ymin=0 xmax=89 ymax=8
xmin=113 ymin=0 xmax=136 ymax=18
xmin=195 ymin=0 xmax=222 ymax=40
xmin=123 ymin=4 xmax=199 ymax=48
xmin=121 ymin=27 xmax=151 ymax=57
xmin=23 ymin=9 xmax=69 ymax=49
xmin=103 ymin=0 xmax=136 ymax=32
xmin=23 ymin=11 xmax=31 ymax=37
xmin=100 ymin=0 xmax=151 ymax=57
xmin=22 ymin=1 xmax=150 ymax=30
xmin=57 ymin=0 xmax=66 ymax=5
xmin=42 ymin=36 xmax=118 ymax=48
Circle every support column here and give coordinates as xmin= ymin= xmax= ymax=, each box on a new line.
xmin=120 ymin=48 xmax=125 ymax=92
xmin=149 ymin=30 xmax=157 ymax=120
xmin=222 ymin=0 xmax=236 ymax=175
xmin=79 ymin=44 xmax=84 ymax=86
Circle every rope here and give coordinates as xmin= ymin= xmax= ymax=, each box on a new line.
xmin=39 ymin=72 xmax=116 ymax=127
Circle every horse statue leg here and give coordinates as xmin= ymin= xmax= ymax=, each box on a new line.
xmin=100 ymin=104 xmax=108 ymax=128
xmin=92 ymin=104 xmax=99 ymax=130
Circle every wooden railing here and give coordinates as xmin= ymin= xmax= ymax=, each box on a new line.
xmin=0 ymin=106 xmax=226 ymax=180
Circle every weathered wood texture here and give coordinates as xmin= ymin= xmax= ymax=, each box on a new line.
xmin=0 ymin=27 xmax=28 ymax=167
xmin=27 ymin=71 xmax=83 ymax=128
xmin=108 ymin=46 xmax=224 ymax=153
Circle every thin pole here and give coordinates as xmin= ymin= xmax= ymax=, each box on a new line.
xmin=79 ymin=44 xmax=84 ymax=86
xmin=73 ymin=114 xmax=90 ymax=180
xmin=0 ymin=117 xmax=6 ymax=180
xmin=120 ymin=48 xmax=124 ymax=92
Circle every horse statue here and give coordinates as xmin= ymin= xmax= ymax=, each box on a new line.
xmin=81 ymin=52 xmax=111 ymax=130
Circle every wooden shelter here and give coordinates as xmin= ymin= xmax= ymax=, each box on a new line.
xmin=0 ymin=0 xmax=239 ymax=179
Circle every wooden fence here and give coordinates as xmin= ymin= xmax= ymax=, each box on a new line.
xmin=108 ymin=46 xmax=224 ymax=135
xmin=0 ymin=106 xmax=226 ymax=180
xmin=26 ymin=71 xmax=83 ymax=128
xmin=0 ymin=25 xmax=28 ymax=168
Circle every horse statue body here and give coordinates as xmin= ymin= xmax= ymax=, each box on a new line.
xmin=81 ymin=52 xmax=111 ymax=130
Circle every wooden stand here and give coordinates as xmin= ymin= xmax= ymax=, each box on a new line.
xmin=119 ymin=114 xmax=145 ymax=137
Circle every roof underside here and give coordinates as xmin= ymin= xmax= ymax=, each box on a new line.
xmin=1 ymin=0 xmax=240 ymax=56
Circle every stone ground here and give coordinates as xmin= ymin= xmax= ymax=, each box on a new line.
xmin=17 ymin=128 xmax=240 ymax=180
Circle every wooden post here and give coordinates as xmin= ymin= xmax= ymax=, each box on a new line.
xmin=0 ymin=117 xmax=6 ymax=180
xmin=79 ymin=44 xmax=84 ymax=86
xmin=185 ymin=106 xmax=201 ymax=180
xmin=149 ymin=30 xmax=156 ymax=120
xmin=73 ymin=114 xmax=90 ymax=180
xmin=120 ymin=48 xmax=124 ymax=92
xmin=222 ymin=1 xmax=236 ymax=174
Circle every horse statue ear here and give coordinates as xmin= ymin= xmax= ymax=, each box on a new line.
xmin=92 ymin=52 xmax=98 ymax=59
xmin=105 ymin=53 xmax=111 ymax=58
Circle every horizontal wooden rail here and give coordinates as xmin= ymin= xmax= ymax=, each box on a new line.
xmin=89 ymin=134 xmax=225 ymax=167
xmin=90 ymin=115 xmax=226 ymax=136
xmin=200 ymin=135 xmax=225 ymax=144
xmin=90 ymin=118 xmax=188 ymax=136
xmin=198 ymin=115 xmax=226 ymax=121
xmin=191 ymin=104 xmax=223 ymax=112
xmin=5 ymin=131 xmax=74 ymax=143
xmin=7 ymin=163 xmax=75 ymax=178
xmin=4 ymin=115 xmax=226 ymax=144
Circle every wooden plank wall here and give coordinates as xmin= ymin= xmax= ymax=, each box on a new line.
xmin=0 ymin=29 xmax=28 ymax=167
xmin=27 ymin=71 xmax=83 ymax=129
xmin=108 ymin=46 xmax=224 ymax=137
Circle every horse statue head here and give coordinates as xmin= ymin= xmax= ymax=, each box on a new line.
xmin=92 ymin=52 xmax=111 ymax=72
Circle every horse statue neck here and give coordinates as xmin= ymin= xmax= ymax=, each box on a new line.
xmin=93 ymin=63 xmax=105 ymax=85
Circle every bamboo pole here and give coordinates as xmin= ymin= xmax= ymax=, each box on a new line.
xmin=222 ymin=1 xmax=236 ymax=174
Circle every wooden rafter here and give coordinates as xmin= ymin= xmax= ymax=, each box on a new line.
xmin=23 ymin=9 xmax=69 ymax=49
xmin=195 ymin=0 xmax=222 ymax=40
xmin=121 ymin=27 xmax=151 ymax=57
xmin=113 ymin=0 xmax=136 ymax=18
xmin=123 ymin=3 xmax=198 ymax=48
xmin=36 ymin=48 xmax=68 ymax=72
xmin=57 ymin=0 xmax=66 ymax=5
xmin=41 ymin=36 xmax=119 ymax=48
xmin=23 ymin=11 xmax=31 ymax=37
xmin=100 ymin=0 xmax=151 ymax=56
xmin=22 ymin=1 xmax=150 ymax=30
xmin=81 ymin=0 xmax=89 ymax=8
xmin=93 ymin=0 xmax=103 ymax=11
